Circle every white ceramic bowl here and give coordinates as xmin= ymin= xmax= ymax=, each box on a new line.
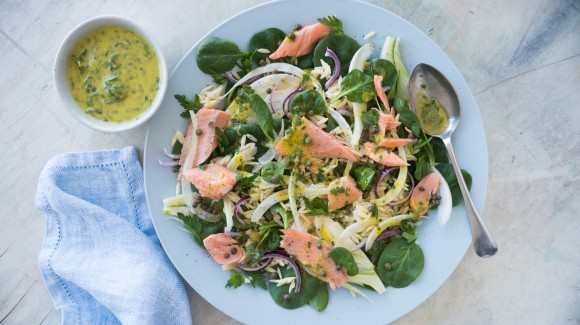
xmin=54 ymin=16 xmax=168 ymax=132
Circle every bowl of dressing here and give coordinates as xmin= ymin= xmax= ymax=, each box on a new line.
xmin=54 ymin=16 xmax=168 ymax=132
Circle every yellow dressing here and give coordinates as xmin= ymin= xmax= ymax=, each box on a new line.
xmin=415 ymin=94 xmax=449 ymax=135
xmin=67 ymin=26 xmax=159 ymax=122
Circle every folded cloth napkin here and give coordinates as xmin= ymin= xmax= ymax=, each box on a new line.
xmin=35 ymin=146 xmax=192 ymax=325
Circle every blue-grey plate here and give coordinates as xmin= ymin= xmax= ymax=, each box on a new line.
xmin=144 ymin=0 xmax=488 ymax=323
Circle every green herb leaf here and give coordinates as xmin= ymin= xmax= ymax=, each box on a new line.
xmin=303 ymin=197 xmax=329 ymax=216
xmin=331 ymin=69 xmax=375 ymax=103
xmin=196 ymin=37 xmax=246 ymax=75
xmin=226 ymin=269 xmax=245 ymax=288
xmin=177 ymin=212 xmax=225 ymax=246
xmin=249 ymin=93 xmax=274 ymax=141
xmin=399 ymin=220 xmax=417 ymax=243
xmin=435 ymin=163 xmax=473 ymax=207
xmin=290 ymin=89 xmax=327 ymax=116
xmin=261 ymin=162 xmax=285 ymax=185
xmin=377 ymin=238 xmax=424 ymax=288
xmin=235 ymin=174 xmax=259 ymax=196
xmin=223 ymin=119 xmax=282 ymax=143
xmin=317 ymin=16 xmax=344 ymax=35
xmin=246 ymin=271 xmax=267 ymax=289
xmin=361 ymin=109 xmax=379 ymax=128
xmin=329 ymin=247 xmax=359 ymax=276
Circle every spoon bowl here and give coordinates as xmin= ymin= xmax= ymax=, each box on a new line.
xmin=408 ymin=63 xmax=498 ymax=257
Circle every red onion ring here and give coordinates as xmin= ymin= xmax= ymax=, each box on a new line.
xmin=324 ymin=48 xmax=341 ymax=89
xmin=386 ymin=175 xmax=415 ymax=207
xmin=234 ymin=196 xmax=251 ymax=223
xmin=238 ymin=256 xmax=273 ymax=272
xmin=262 ymin=252 xmax=302 ymax=293
xmin=282 ymin=82 xmax=306 ymax=115
xmin=163 ymin=148 xmax=180 ymax=160
xmin=158 ymin=160 xmax=179 ymax=167
xmin=376 ymin=228 xmax=402 ymax=242
xmin=373 ymin=167 xmax=396 ymax=198
xmin=349 ymin=237 xmax=367 ymax=252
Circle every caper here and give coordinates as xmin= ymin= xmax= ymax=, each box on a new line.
xmin=287 ymin=32 xmax=296 ymax=40
xmin=230 ymin=247 xmax=238 ymax=255
xmin=418 ymin=186 xmax=425 ymax=192
xmin=317 ymin=241 xmax=322 ymax=249
xmin=304 ymin=136 xmax=312 ymax=144
xmin=293 ymin=24 xmax=303 ymax=31
xmin=208 ymin=121 xmax=215 ymax=127
xmin=383 ymin=262 xmax=392 ymax=271
xmin=269 ymin=176 xmax=280 ymax=184
xmin=308 ymin=110 xmax=315 ymax=116
xmin=195 ymin=129 xmax=203 ymax=136
xmin=266 ymin=88 xmax=272 ymax=94
xmin=370 ymin=125 xmax=379 ymax=134
xmin=336 ymin=264 xmax=343 ymax=271
xmin=259 ymin=59 xmax=267 ymax=66
xmin=320 ymin=270 xmax=327 ymax=277
xmin=282 ymin=293 xmax=291 ymax=302
xmin=192 ymin=201 xmax=199 ymax=208
xmin=305 ymin=161 xmax=312 ymax=167
xmin=223 ymin=253 xmax=231 ymax=258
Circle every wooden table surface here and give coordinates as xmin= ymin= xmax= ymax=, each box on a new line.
xmin=1 ymin=0 xmax=578 ymax=324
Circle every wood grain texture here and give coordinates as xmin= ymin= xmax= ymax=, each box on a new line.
xmin=0 ymin=0 xmax=578 ymax=324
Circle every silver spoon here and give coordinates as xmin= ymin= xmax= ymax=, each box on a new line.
xmin=408 ymin=63 xmax=498 ymax=257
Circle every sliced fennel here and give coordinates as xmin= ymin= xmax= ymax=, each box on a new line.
xmin=394 ymin=37 xmax=410 ymax=101
xmin=223 ymin=196 xmax=235 ymax=232
xmin=372 ymin=146 xmax=408 ymax=206
xmin=347 ymin=43 xmax=375 ymax=146
xmin=431 ymin=166 xmax=453 ymax=226
xmin=251 ymin=190 xmax=289 ymax=222
xmin=180 ymin=111 xmax=199 ymax=212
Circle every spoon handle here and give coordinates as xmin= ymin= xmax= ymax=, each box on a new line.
xmin=442 ymin=137 xmax=498 ymax=257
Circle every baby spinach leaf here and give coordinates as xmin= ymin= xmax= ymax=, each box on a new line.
xmin=435 ymin=163 xmax=473 ymax=207
xmin=395 ymin=104 xmax=422 ymax=137
xmin=313 ymin=35 xmax=360 ymax=76
xmin=377 ymin=238 xmax=424 ymax=288
xmin=414 ymin=155 xmax=430 ymax=181
xmin=432 ymin=137 xmax=449 ymax=163
xmin=249 ymin=93 xmax=274 ymax=141
xmin=308 ymin=281 xmax=329 ymax=312
xmin=261 ymin=162 xmax=285 ymax=185
xmin=196 ymin=37 xmax=245 ymax=75
xmin=350 ymin=164 xmax=376 ymax=191
xmin=268 ymin=265 xmax=320 ymax=309
xmin=368 ymin=58 xmax=398 ymax=91
xmin=290 ymin=89 xmax=327 ymax=116
xmin=303 ymin=197 xmax=329 ymax=216
xmin=297 ymin=52 xmax=314 ymax=69
xmin=331 ymin=69 xmax=375 ymax=103
xmin=325 ymin=112 xmax=338 ymax=132
xmin=329 ymin=247 xmax=359 ymax=276
xmin=248 ymin=28 xmax=286 ymax=65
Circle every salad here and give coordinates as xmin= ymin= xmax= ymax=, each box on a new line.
xmin=160 ymin=16 xmax=472 ymax=311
